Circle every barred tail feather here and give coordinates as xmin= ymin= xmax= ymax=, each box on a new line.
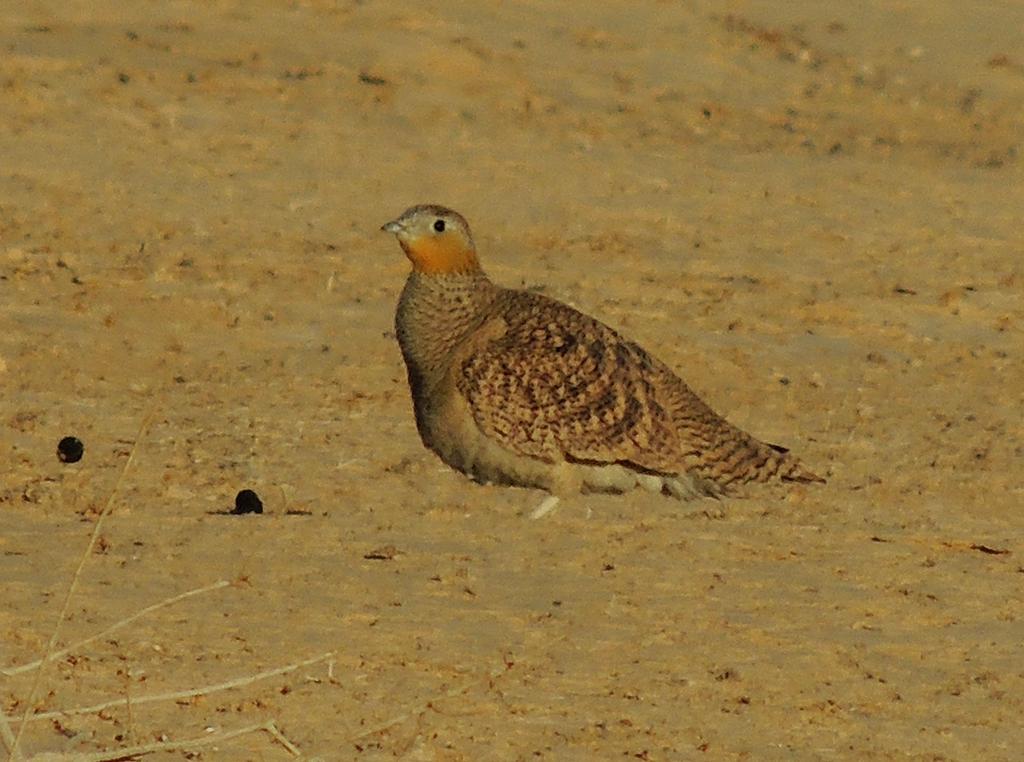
xmin=778 ymin=457 xmax=826 ymax=484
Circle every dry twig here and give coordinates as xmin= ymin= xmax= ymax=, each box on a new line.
xmin=2 ymin=580 xmax=231 ymax=677
xmin=26 ymin=720 xmax=301 ymax=761
xmin=22 ymin=652 xmax=334 ymax=723
xmin=0 ymin=714 xmax=19 ymax=762
xmin=10 ymin=410 xmax=155 ymax=760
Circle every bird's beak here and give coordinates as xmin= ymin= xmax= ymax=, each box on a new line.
xmin=381 ymin=219 xmax=404 ymax=234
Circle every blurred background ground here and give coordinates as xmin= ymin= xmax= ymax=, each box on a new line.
xmin=1 ymin=1 xmax=1022 ymax=759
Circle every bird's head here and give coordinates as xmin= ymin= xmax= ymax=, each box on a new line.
xmin=381 ymin=205 xmax=480 ymax=275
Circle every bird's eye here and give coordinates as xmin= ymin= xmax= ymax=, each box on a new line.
xmin=433 ymin=219 xmax=446 ymax=233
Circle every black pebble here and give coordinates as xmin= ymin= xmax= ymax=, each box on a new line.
xmin=57 ymin=436 xmax=84 ymax=463
xmin=232 ymin=489 xmax=263 ymax=515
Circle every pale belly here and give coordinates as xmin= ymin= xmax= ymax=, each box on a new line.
xmin=415 ymin=385 xmax=714 ymax=500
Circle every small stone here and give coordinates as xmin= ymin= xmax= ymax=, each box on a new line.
xmin=57 ymin=436 xmax=84 ymax=463
xmin=232 ymin=489 xmax=263 ymax=515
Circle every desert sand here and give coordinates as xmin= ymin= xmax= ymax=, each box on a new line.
xmin=1 ymin=1 xmax=1022 ymax=759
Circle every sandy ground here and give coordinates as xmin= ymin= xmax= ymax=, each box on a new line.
xmin=2 ymin=1 xmax=1023 ymax=759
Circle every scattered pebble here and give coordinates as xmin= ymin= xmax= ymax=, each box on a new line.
xmin=57 ymin=436 xmax=84 ymax=463
xmin=364 ymin=545 xmax=399 ymax=560
xmin=232 ymin=489 xmax=263 ymax=515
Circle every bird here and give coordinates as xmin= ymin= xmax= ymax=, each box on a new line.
xmin=381 ymin=204 xmax=825 ymax=501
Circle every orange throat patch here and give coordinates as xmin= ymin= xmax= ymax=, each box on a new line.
xmin=401 ymin=233 xmax=480 ymax=275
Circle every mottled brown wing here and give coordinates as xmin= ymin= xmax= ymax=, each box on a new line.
xmin=456 ymin=290 xmax=689 ymax=474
